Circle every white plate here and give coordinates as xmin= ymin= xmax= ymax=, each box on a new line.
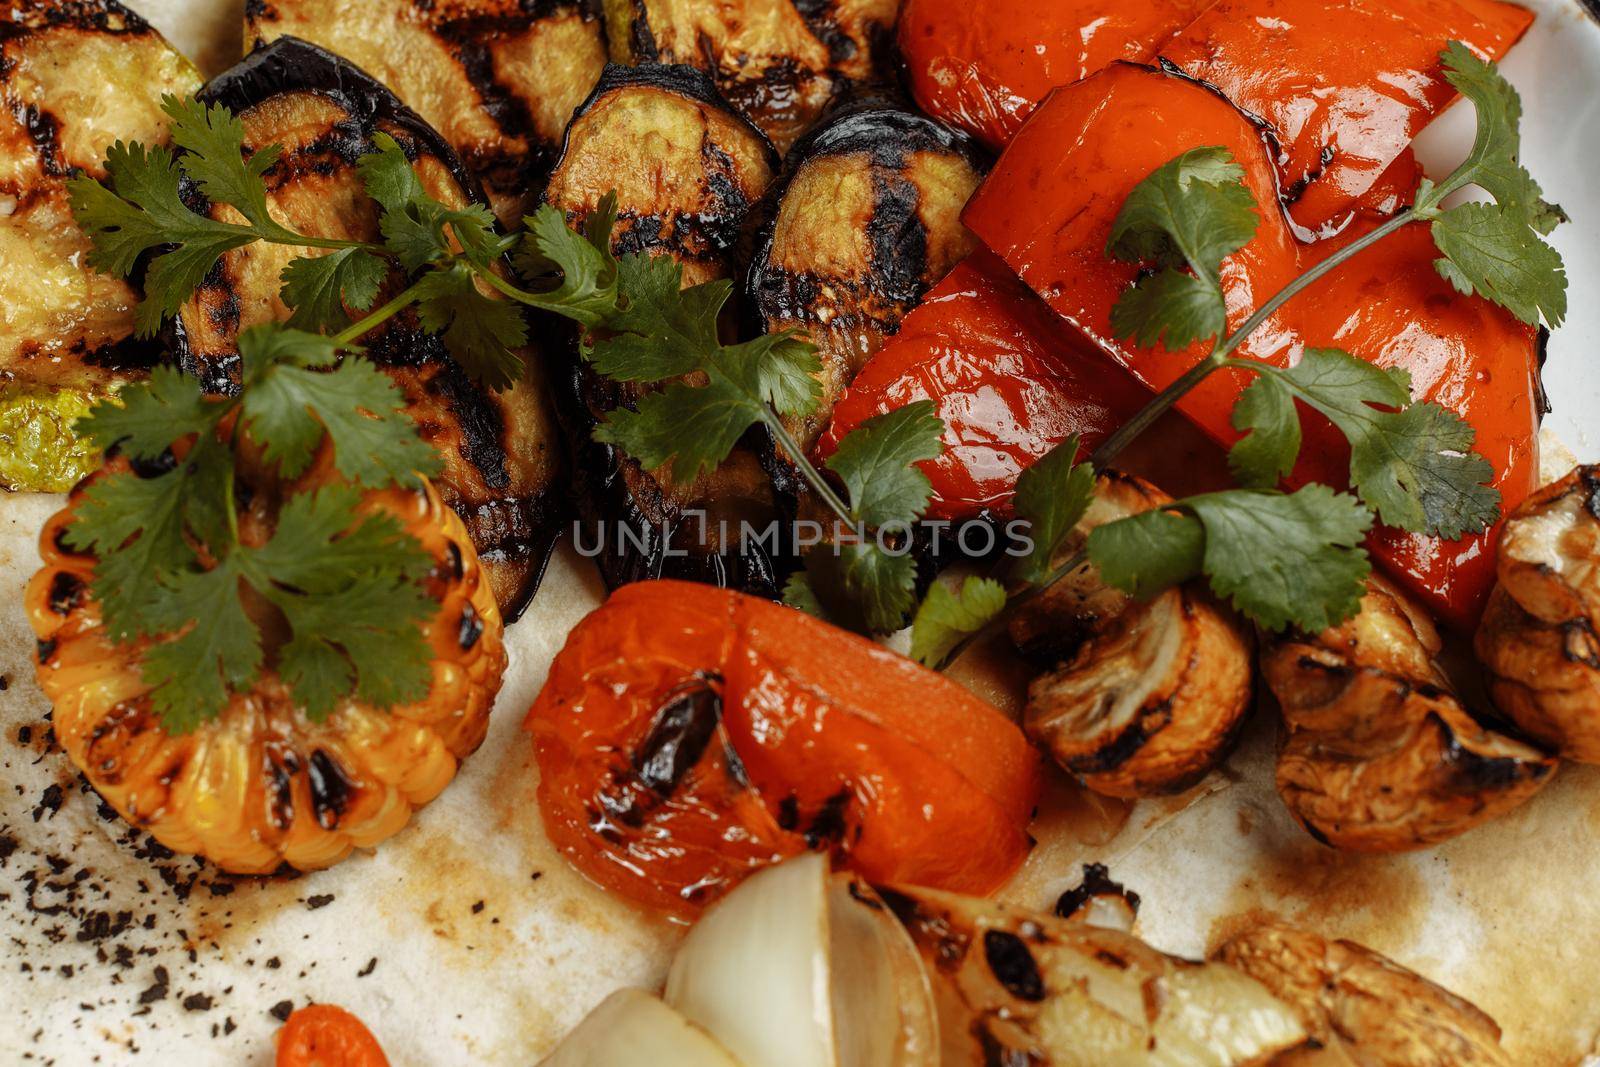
xmin=2 ymin=2 xmax=1598 ymax=1064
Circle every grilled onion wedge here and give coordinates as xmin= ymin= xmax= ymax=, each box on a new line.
xmin=1264 ymin=575 xmax=1555 ymax=851
xmin=171 ymin=38 xmax=565 ymax=620
xmin=603 ymin=0 xmax=900 ymax=152
xmin=246 ymin=0 xmax=606 ymax=226
xmin=884 ymin=885 xmax=1309 ymax=1066
xmin=27 ymin=451 xmax=506 ymax=875
xmin=747 ymin=95 xmax=983 ymax=475
xmin=543 ymin=63 xmax=782 ymax=594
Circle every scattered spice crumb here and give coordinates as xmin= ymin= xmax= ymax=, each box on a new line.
xmin=356 ymin=957 xmax=377 ymax=978
xmin=269 ymin=1000 xmax=294 ymax=1022
xmin=304 ymin=894 xmax=334 ymax=910
xmin=182 ymin=993 xmax=213 ymax=1012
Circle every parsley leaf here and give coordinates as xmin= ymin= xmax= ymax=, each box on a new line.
xmin=1090 ymin=485 xmax=1372 ymax=633
xmin=1105 ymin=147 xmax=1261 ymax=350
xmin=909 ymin=576 xmax=1008 ymax=668
xmin=1233 ymin=349 xmax=1500 ymax=538
xmin=1009 ymin=435 xmax=1097 ymax=584
xmin=824 ymin=402 xmax=943 ymax=530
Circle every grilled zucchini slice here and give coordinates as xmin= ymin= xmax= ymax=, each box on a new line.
xmin=544 ymin=63 xmax=782 ymax=594
xmin=746 ymin=96 xmax=983 ymax=464
xmin=604 ymin=0 xmax=900 ymax=152
xmin=1 ymin=0 xmax=199 ymax=488
xmin=172 ymin=38 xmax=565 ymax=620
xmin=247 ymin=0 xmax=606 ymax=227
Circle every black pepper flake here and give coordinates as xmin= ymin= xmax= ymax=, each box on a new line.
xmin=471 ymin=900 xmax=485 ymax=914
xmin=137 ymin=966 xmax=170 ymax=1004
xmin=305 ymin=894 xmax=334 ymax=910
xmin=265 ymin=956 xmax=282 ymax=969
xmin=269 ymin=1000 xmax=294 ymax=1022
xmin=182 ymin=993 xmax=213 ymax=1012
xmin=0 ymin=674 xmax=9 ymax=690
xmin=32 ymin=784 xmax=64 ymax=822
xmin=356 ymin=958 xmax=377 ymax=978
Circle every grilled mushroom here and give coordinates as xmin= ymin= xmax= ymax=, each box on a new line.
xmin=1216 ymin=922 xmax=1512 ymax=1067
xmin=170 ymin=38 xmax=566 ymax=620
xmin=543 ymin=64 xmax=784 ymax=594
xmin=747 ymin=96 xmax=983 ymax=470
xmin=884 ymin=885 xmax=1309 ymax=1065
xmin=27 ymin=452 xmax=506 ymax=875
xmin=1 ymin=0 xmax=199 ymax=488
xmin=1009 ymin=471 xmax=1255 ymax=797
xmin=1264 ymin=575 xmax=1555 ymax=851
xmin=604 ymin=0 xmax=900 ymax=152
xmin=247 ymin=0 xmax=606 ymax=226
xmin=1476 ymin=465 xmax=1600 ymax=763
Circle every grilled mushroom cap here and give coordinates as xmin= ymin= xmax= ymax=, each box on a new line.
xmin=1010 ymin=471 xmax=1255 ymax=797
xmin=1264 ymin=576 xmax=1555 ymax=851
xmin=883 ymin=885 xmax=1308 ymax=1066
xmin=1476 ymin=465 xmax=1600 ymax=762
xmin=26 ymin=454 xmax=506 ymax=875
xmin=1216 ymin=922 xmax=1512 ymax=1067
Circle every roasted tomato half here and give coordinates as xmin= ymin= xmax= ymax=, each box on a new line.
xmin=526 ymin=580 xmax=1042 ymax=917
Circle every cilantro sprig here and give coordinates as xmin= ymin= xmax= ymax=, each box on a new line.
xmin=911 ymin=44 xmax=1566 ymax=665
xmin=66 ymin=326 xmax=442 ymax=731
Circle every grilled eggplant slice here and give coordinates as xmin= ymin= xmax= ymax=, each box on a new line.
xmin=1263 ymin=575 xmax=1555 ymax=851
xmin=747 ymin=97 xmax=983 ymax=465
xmin=1 ymin=0 xmax=199 ymax=486
xmin=246 ymin=0 xmax=606 ymax=228
xmin=544 ymin=63 xmax=782 ymax=593
xmin=172 ymin=38 xmax=564 ymax=620
xmin=604 ymin=0 xmax=900 ymax=152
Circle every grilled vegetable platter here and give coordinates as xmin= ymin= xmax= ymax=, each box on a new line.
xmin=1 ymin=0 xmax=1598 ymax=1063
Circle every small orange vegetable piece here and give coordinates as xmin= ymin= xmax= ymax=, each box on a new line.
xmin=526 ymin=580 xmax=1041 ymax=918
xmin=276 ymin=1005 xmax=389 ymax=1067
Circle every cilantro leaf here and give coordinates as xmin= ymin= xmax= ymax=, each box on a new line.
xmin=909 ymin=576 xmax=1008 ymax=668
xmin=67 ymin=140 xmax=258 ymax=336
xmin=801 ymin=541 xmax=919 ymax=635
xmin=74 ymin=366 xmax=224 ymax=461
xmin=596 ymin=372 xmax=764 ymax=483
xmin=360 ymin=133 xmax=511 ymax=271
xmin=515 ymin=198 xmax=621 ymax=327
xmin=1009 ymin=435 xmax=1097 ymax=583
xmin=1431 ymin=200 xmax=1567 ymax=328
xmin=1415 ymin=42 xmax=1567 ymax=327
xmin=1105 ymin=146 xmax=1260 ymax=350
xmin=236 ymin=325 xmax=440 ymax=485
xmin=1240 ymin=349 xmax=1500 ymax=538
xmin=724 ymin=332 xmax=823 ymax=418
xmin=824 ymin=402 xmax=942 ymax=530
xmin=411 ymin=263 xmax=529 ymax=391
xmin=162 ymin=95 xmax=284 ymax=234
xmin=280 ymin=247 xmax=387 ymax=331
xmin=139 ymin=559 xmax=262 ymax=732
xmin=782 ymin=571 xmax=830 ymax=621
xmin=1085 ymin=508 xmax=1206 ymax=600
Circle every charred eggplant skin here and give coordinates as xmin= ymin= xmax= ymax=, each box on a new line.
xmin=543 ymin=62 xmax=785 ymax=597
xmin=244 ymin=0 xmax=606 ymax=226
xmin=176 ymin=37 xmax=565 ymax=621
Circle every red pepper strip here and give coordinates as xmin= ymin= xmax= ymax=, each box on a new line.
xmin=964 ymin=63 xmax=1540 ymax=629
xmin=1159 ymin=0 xmax=1532 ymax=236
xmin=897 ymin=0 xmax=1216 ymax=149
xmin=816 ymin=250 xmax=1150 ymax=520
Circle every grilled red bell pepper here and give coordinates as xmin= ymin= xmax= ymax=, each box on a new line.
xmin=897 ymin=0 xmax=1215 ymax=149
xmin=964 ymin=62 xmax=1541 ymax=629
xmin=816 ymin=250 xmax=1149 ymax=519
xmin=1159 ymin=0 xmax=1532 ymax=235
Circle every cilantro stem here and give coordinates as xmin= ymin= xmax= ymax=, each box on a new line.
xmin=936 ymin=548 xmax=1089 ymax=670
xmin=764 ymin=415 xmax=858 ymax=528
xmin=1088 ymin=209 xmax=1418 ymax=470
xmin=333 ymin=279 xmax=433 ymax=346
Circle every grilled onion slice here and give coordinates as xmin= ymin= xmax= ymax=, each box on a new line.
xmin=1265 ymin=575 xmax=1555 ymax=851
xmin=536 ymin=989 xmax=742 ymax=1067
xmin=1477 ymin=464 xmax=1600 ymax=763
xmin=884 ymin=885 xmax=1308 ymax=1065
